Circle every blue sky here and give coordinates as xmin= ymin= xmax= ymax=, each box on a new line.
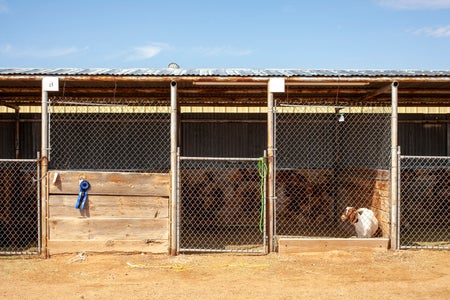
xmin=0 ymin=0 xmax=449 ymax=69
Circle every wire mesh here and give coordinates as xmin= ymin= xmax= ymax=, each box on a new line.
xmin=0 ymin=159 xmax=39 ymax=255
xmin=49 ymin=97 xmax=170 ymax=172
xmin=400 ymin=156 xmax=450 ymax=249
xmin=275 ymin=104 xmax=391 ymax=238
xmin=178 ymin=157 xmax=266 ymax=253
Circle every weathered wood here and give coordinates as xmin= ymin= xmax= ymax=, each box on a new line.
xmin=371 ymin=195 xmax=389 ymax=210
xmin=49 ymin=218 xmax=168 ymax=240
xmin=47 ymin=171 xmax=171 ymax=254
xmin=49 ymin=195 xmax=168 ymax=218
xmin=375 ymin=211 xmax=391 ymax=233
xmin=49 ymin=171 xmax=169 ymax=197
xmin=277 ymin=237 xmax=389 ymax=253
xmin=48 ymin=240 xmax=168 ymax=255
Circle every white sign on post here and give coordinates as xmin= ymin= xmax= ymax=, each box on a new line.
xmin=268 ymin=78 xmax=285 ymax=93
xmin=42 ymin=77 xmax=59 ymax=92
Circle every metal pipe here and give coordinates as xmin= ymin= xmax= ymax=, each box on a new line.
xmin=176 ymin=147 xmax=181 ymax=253
xmin=267 ymin=89 xmax=275 ymax=252
xmin=41 ymin=87 xmax=48 ymax=258
xmin=36 ymin=151 xmax=41 ymax=255
xmin=390 ymin=81 xmax=399 ymax=250
xmin=170 ymin=80 xmax=178 ymax=256
xmin=396 ymin=146 xmax=401 ymax=250
xmin=179 ymin=156 xmax=261 ymax=161
xmin=263 ymin=150 xmax=268 ymax=254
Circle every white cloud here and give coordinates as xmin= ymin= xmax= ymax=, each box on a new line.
xmin=0 ymin=0 xmax=9 ymax=13
xmin=126 ymin=43 xmax=169 ymax=61
xmin=195 ymin=46 xmax=252 ymax=57
xmin=412 ymin=25 xmax=450 ymax=37
xmin=376 ymin=0 xmax=450 ymax=9
xmin=0 ymin=44 xmax=89 ymax=58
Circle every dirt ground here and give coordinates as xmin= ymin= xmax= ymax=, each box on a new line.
xmin=1 ymin=250 xmax=449 ymax=300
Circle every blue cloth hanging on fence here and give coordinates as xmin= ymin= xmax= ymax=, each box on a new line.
xmin=75 ymin=180 xmax=90 ymax=210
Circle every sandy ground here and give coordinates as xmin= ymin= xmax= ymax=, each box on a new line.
xmin=0 ymin=250 xmax=449 ymax=300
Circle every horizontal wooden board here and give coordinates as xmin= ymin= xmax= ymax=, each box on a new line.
xmin=49 ymin=217 xmax=168 ymax=241
xmin=277 ymin=237 xmax=389 ymax=254
xmin=49 ymin=195 xmax=168 ymax=218
xmin=49 ymin=171 xmax=169 ymax=197
xmin=48 ymin=240 xmax=168 ymax=255
xmin=371 ymin=195 xmax=389 ymax=211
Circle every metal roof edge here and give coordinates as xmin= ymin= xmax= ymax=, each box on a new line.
xmin=0 ymin=68 xmax=450 ymax=77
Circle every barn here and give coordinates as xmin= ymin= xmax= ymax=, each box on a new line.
xmin=0 ymin=67 xmax=449 ymax=256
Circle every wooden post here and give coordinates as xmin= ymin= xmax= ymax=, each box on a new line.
xmin=40 ymin=77 xmax=58 ymax=258
xmin=267 ymin=78 xmax=285 ymax=253
xmin=267 ymin=89 xmax=275 ymax=252
xmin=41 ymin=88 xmax=48 ymax=258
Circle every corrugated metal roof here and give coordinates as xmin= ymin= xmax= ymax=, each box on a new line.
xmin=0 ymin=68 xmax=450 ymax=77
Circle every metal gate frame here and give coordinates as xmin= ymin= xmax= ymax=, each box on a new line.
xmin=398 ymin=155 xmax=450 ymax=250
xmin=273 ymin=103 xmax=392 ymax=240
xmin=177 ymin=155 xmax=267 ymax=253
xmin=0 ymin=158 xmax=40 ymax=255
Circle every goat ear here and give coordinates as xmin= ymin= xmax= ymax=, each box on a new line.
xmin=350 ymin=211 xmax=358 ymax=225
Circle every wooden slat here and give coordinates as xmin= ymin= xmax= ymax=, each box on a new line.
xmin=49 ymin=195 xmax=169 ymax=218
xmin=48 ymin=240 xmax=168 ymax=255
xmin=277 ymin=237 xmax=389 ymax=254
xmin=49 ymin=171 xmax=169 ymax=196
xmin=49 ymin=218 xmax=168 ymax=240
xmin=371 ymin=195 xmax=389 ymax=210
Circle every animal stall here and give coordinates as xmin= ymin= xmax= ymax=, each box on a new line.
xmin=274 ymin=103 xmax=391 ymax=243
xmin=46 ymin=97 xmax=171 ymax=254
xmin=399 ymin=156 xmax=450 ymax=250
xmin=0 ymin=159 xmax=39 ymax=255
xmin=176 ymin=112 xmax=268 ymax=253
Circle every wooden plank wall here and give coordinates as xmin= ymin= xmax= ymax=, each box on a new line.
xmin=342 ymin=168 xmax=390 ymax=238
xmin=47 ymin=171 xmax=169 ymax=254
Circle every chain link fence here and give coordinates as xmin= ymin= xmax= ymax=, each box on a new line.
xmin=49 ymin=97 xmax=170 ymax=172
xmin=275 ymin=104 xmax=391 ymax=238
xmin=0 ymin=159 xmax=39 ymax=255
xmin=400 ymin=156 xmax=450 ymax=249
xmin=178 ymin=157 xmax=267 ymax=253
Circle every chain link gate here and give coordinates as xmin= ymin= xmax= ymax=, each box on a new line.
xmin=0 ymin=159 xmax=40 ymax=255
xmin=177 ymin=156 xmax=267 ymax=253
xmin=49 ymin=97 xmax=170 ymax=172
xmin=274 ymin=104 xmax=391 ymax=238
xmin=399 ymin=156 xmax=450 ymax=249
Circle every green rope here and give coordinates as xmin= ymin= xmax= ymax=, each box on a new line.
xmin=257 ymin=157 xmax=267 ymax=233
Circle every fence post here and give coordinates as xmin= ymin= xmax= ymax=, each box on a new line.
xmin=40 ymin=87 xmax=49 ymax=258
xmin=267 ymin=89 xmax=274 ymax=252
xmin=170 ymin=80 xmax=178 ymax=256
xmin=396 ymin=146 xmax=401 ymax=249
xmin=390 ymin=81 xmax=399 ymax=250
xmin=40 ymin=77 xmax=58 ymax=257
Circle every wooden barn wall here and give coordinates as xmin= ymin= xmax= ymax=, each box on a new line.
xmin=0 ymin=113 xmax=41 ymax=159
xmin=49 ymin=113 xmax=170 ymax=171
xmin=398 ymin=114 xmax=450 ymax=156
xmin=341 ymin=168 xmax=391 ymax=237
xmin=274 ymin=167 xmax=389 ymax=238
xmin=47 ymin=171 xmax=170 ymax=254
xmin=180 ymin=113 xmax=267 ymax=158
xmin=1 ymin=112 xmax=449 ymax=159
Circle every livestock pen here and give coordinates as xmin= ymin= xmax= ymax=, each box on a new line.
xmin=0 ymin=68 xmax=449 ymax=255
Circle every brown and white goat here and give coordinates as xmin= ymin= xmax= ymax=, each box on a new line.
xmin=341 ymin=207 xmax=379 ymax=238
